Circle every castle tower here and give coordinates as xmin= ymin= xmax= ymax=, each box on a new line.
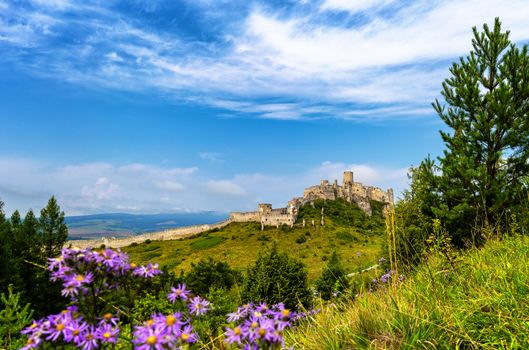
xmin=343 ymin=171 xmax=354 ymax=187
xmin=258 ymin=203 xmax=272 ymax=214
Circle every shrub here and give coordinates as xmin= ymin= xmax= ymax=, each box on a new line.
xmin=185 ymin=258 xmax=241 ymax=295
xmin=316 ymin=251 xmax=349 ymax=300
xmin=295 ymin=235 xmax=307 ymax=244
xmin=242 ymin=244 xmax=311 ymax=309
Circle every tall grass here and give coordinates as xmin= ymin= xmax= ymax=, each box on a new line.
xmin=285 ymin=234 xmax=529 ymax=349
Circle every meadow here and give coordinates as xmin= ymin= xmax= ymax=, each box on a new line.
xmin=124 ymin=199 xmax=386 ymax=282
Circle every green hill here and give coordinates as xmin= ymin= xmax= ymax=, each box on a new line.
xmin=285 ymin=234 xmax=529 ymax=349
xmin=123 ymin=199 xmax=387 ymax=281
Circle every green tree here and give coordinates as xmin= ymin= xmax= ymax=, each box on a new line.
xmin=394 ymin=158 xmax=440 ymax=268
xmin=242 ymin=244 xmax=311 ymax=310
xmin=433 ymin=18 xmax=529 ymax=245
xmin=0 ymin=285 xmax=33 ymax=350
xmin=0 ymin=200 xmax=15 ymax=294
xmin=39 ymin=196 xmax=68 ymax=258
xmin=315 ymin=251 xmax=349 ymax=300
xmin=185 ymin=258 xmax=240 ymax=296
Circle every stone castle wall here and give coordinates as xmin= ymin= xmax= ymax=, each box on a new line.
xmin=230 ymin=211 xmax=260 ymax=222
xmin=67 ymin=219 xmax=232 ymax=249
xmin=230 ymin=170 xmax=394 ymax=228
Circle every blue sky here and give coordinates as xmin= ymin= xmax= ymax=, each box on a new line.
xmin=1 ymin=0 xmax=529 ymax=216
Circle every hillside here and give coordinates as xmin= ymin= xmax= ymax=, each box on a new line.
xmin=124 ymin=199 xmax=387 ymax=281
xmin=285 ymin=234 xmax=529 ymax=349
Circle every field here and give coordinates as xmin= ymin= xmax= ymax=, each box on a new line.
xmin=124 ymin=199 xmax=387 ymax=282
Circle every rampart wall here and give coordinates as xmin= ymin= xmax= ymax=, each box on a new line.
xmin=229 ymin=211 xmax=260 ymax=222
xmin=67 ymin=219 xmax=232 ymax=249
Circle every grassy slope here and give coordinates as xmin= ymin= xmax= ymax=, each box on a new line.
xmin=285 ymin=234 xmax=529 ymax=349
xmin=123 ymin=199 xmax=386 ymax=282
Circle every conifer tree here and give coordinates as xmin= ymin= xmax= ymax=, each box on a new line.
xmin=39 ymin=196 xmax=68 ymax=258
xmin=433 ymin=18 xmax=529 ymax=244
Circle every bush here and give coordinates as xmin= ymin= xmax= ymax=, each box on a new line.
xmin=315 ymin=251 xmax=349 ymax=300
xmin=295 ymin=235 xmax=307 ymax=244
xmin=242 ymin=244 xmax=311 ymax=309
xmin=185 ymin=258 xmax=241 ymax=295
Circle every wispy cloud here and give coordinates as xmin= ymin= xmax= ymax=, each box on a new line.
xmin=0 ymin=157 xmax=409 ymax=216
xmin=2 ymin=0 xmax=529 ymax=121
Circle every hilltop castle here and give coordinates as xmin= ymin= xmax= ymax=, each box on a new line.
xmin=229 ymin=171 xmax=394 ymax=229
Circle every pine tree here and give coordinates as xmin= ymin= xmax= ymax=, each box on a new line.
xmin=0 ymin=285 xmax=33 ymax=349
xmin=0 ymin=200 xmax=14 ymax=294
xmin=433 ymin=18 xmax=529 ymax=245
xmin=39 ymin=196 xmax=68 ymax=258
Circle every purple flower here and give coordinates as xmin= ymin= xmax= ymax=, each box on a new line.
xmin=133 ymin=263 xmax=162 ymax=278
xmin=168 ymin=283 xmax=190 ymax=302
xmin=154 ymin=312 xmax=183 ymax=335
xmin=380 ymin=273 xmax=390 ymax=283
xmin=188 ymin=296 xmax=210 ymax=316
xmin=96 ymin=323 xmax=119 ymax=344
xmin=133 ymin=323 xmax=169 ymax=350
xmin=64 ymin=319 xmax=89 ymax=344
xmin=179 ymin=325 xmax=197 ymax=343
xmin=79 ymin=326 xmax=99 ymax=350
xmin=98 ymin=312 xmax=119 ymax=327
xmin=225 ymin=326 xmax=243 ymax=345
xmin=378 ymin=257 xmax=387 ymax=264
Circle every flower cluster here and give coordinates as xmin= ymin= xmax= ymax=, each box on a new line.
xmin=48 ymin=247 xmax=161 ymax=298
xmin=224 ymin=302 xmax=316 ymax=349
xmin=371 ymin=270 xmax=405 ymax=291
xmin=132 ymin=313 xmax=197 ymax=349
xmin=21 ymin=246 xmax=320 ymax=350
xmin=20 ymin=306 xmax=119 ymax=350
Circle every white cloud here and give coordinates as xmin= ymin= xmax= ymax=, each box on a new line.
xmin=0 ymin=158 xmax=409 ymax=216
xmin=198 ymin=152 xmax=225 ymax=163
xmin=4 ymin=0 xmax=529 ymax=121
xmin=206 ymin=180 xmax=248 ymax=196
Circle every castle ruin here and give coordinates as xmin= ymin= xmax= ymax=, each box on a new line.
xmin=229 ymin=171 xmax=394 ymax=229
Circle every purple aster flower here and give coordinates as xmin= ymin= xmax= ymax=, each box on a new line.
xmin=78 ymin=326 xmax=99 ymax=350
xmin=380 ymin=273 xmax=390 ymax=283
xmin=98 ymin=312 xmax=119 ymax=327
xmin=179 ymin=324 xmax=197 ymax=343
xmin=227 ymin=310 xmax=244 ymax=322
xmin=20 ymin=335 xmax=42 ymax=350
xmin=64 ymin=272 xmax=94 ymax=288
xmin=168 ymin=283 xmax=190 ymax=302
xmin=133 ymin=263 xmax=162 ymax=278
xmin=133 ymin=324 xmax=168 ymax=350
xmin=96 ymin=323 xmax=120 ymax=344
xmin=188 ymin=296 xmax=210 ymax=316
xmin=225 ymin=326 xmax=243 ymax=345
xmin=378 ymin=257 xmax=387 ymax=264
xmin=44 ymin=317 xmax=67 ymax=342
xmin=154 ymin=312 xmax=183 ymax=335
xmin=64 ymin=319 xmax=89 ymax=344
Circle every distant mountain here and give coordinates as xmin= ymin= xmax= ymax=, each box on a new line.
xmin=66 ymin=212 xmax=228 ymax=240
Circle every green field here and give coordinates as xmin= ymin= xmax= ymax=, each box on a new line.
xmin=123 ymin=199 xmax=387 ymax=282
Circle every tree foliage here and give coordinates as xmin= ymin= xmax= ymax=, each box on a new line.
xmin=184 ymin=258 xmax=240 ymax=296
xmin=432 ymin=18 xmax=529 ymax=245
xmin=315 ymin=251 xmax=349 ymax=300
xmin=242 ymin=244 xmax=311 ymax=310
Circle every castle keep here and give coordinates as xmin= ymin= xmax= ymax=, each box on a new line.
xmin=229 ymin=171 xmax=394 ymax=229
